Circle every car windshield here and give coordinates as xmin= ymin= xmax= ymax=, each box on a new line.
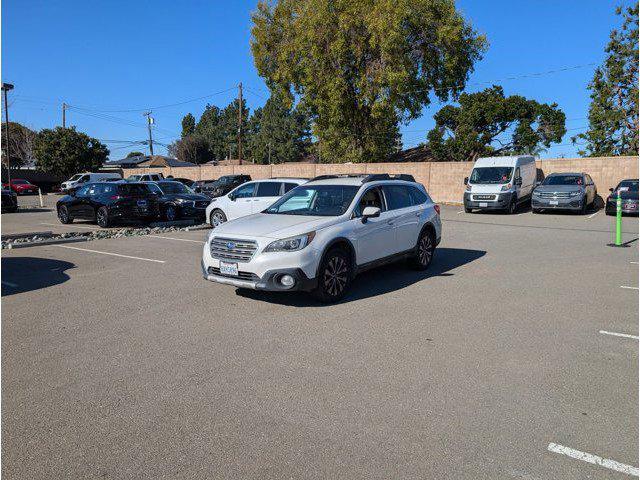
xmin=118 ymin=184 xmax=150 ymax=195
xmin=616 ymin=180 xmax=639 ymax=192
xmin=543 ymin=175 xmax=583 ymax=186
xmin=157 ymin=182 xmax=193 ymax=194
xmin=69 ymin=174 xmax=82 ymax=181
xmin=470 ymin=167 xmax=513 ymax=184
xmin=265 ymin=185 xmax=359 ymax=217
xmin=12 ymin=179 xmax=29 ymax=184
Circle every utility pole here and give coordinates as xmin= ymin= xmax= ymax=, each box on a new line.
xmin=237 ymin=82 xmax=243 ymax=164
xmin=62 ymin=102 xmax=66 ymax=128
xmin=143 ymin=111 xmax=154 ymax=156
xmin=2 ymin=83 xmax=14 ymax=184
xmin=268 ymin=142 xmax=271 ymax=164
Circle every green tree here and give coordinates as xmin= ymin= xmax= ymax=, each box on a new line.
xmin=33 ymin=127 xmax=109 ymax=177
xmin=181 ymin=113 xmax=196 ymax=138
xmin=247 ymin=93 xmax=311 ymax=164
xmin=251 ymin=0 xmax=486 ymax=163
xmin=126 ymin=151 xmax=145 ymax=158
xmin=194 ymin=100 xmax=250 ymax=160
xmin=425 ymin=86 xmax=566 ymax=162
xmin=1 ymin=122 xmax=37 ymax=168
xmin=573 ymin=5 xmax=638 ymax=156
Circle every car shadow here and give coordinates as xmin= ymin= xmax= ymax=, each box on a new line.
xmin=1 ymin=257 xmax=75 ymax=296
xmin=4 ymin=208 xmax=53 ymax=214
xmin=235 ymin=247 xmax=486 ymax=307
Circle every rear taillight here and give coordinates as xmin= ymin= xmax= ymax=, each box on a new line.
xmin=434 ymin=204 xmax=441 ymax=215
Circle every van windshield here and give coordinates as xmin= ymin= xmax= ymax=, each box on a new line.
xmin=470 ymin=167 xmax=513 ymax=184
xmin=69 ymin=174 xmax=82 ymax=181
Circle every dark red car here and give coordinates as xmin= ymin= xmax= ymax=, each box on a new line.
xmin=3 ymin=179 xmax=39 ymax=195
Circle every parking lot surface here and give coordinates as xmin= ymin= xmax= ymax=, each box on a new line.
xmin=2 ymin=205 xmax=638 ymax=479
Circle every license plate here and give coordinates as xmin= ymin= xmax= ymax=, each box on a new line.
xmin=137 ymin=200 xmax=147 ymax=206
xmin=625 ymin=203 xmax=636 ymax=209
xmin=479 ymin=202 xmax=488 ymax=208
xmin=219 ymin=261 xmax=238 ymax=276
xmin=550 ymin=200 xmax=559 ymax=205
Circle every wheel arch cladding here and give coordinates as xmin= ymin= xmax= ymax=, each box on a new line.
xmin=419 ymin=222 xmax=436 ymax=242
xmin=317 ymin=237 xmax=356 ymax=278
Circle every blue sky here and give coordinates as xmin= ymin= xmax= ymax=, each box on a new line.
xmin=1 ymin=0 xmax=632 ymax=160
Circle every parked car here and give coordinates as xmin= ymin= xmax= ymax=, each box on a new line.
xmin=3 ymin=179 xmax=39 ymax=195
xmin=201 ymin=174 xmax=251 ymax=198
xmin=144 ymin=180 xmax=210 ymax=222
xmin=206 ymin=178 xmax=307 ymax=227
xmin=61 ymin=172 xmax=122 ymax=193
xmin=1 ymin=188 xmax=18 ymax=212
xmin=56 ymin=182 xmax=160 ymax=227
xmin=531 ymin=172 xmax=597 ymax=214
xmin=166 ymin=177 xmax=196 ymax=188
xmin=192 ymin=180 xmax=216 ymax=193
xmin=126 ymin=173 xmax=164 ymax=182
xmin=606 ymin=179 xmax=639 ymax=216
xmin=463 ymin=156 xmax=536 ymax=214
xmin=202 ymin=173 xmax=441 ymax=302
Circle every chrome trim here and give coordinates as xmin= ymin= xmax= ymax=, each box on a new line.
xmin=210 ymin=236 xmax=258 ymax=262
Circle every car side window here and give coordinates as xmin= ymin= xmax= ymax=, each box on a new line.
xmin=514 ymin=167 xmax=521 ymax=179
xmin=256 ymin=182 xmax=281 ymax=197
xmin=586 ymin=175 xmax=593 ymax=185
xmin=78 ymin=175 xmax=89 ymax=183
xmin=353 ymin=187 xmax=384 ymax=217
xmin=76 ymin=185 xmax=90 ymax=196
xmin=409 ymin=187 xmax=428 ymax=205
xmin=147 ymin=183 xmax=162 ymax=194
xmin=283 ymin=183 xmax=298 ymax=193
xmin=103 ymin=184 xmax=116 ymax=195
xmin=383 ymin=185 xmax=412 ymax=211
xmin=232 ymin=182 xmax=255 ymax=199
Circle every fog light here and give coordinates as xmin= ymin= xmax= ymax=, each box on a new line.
xmin=279 ymin=274 xmax=295 ymax=288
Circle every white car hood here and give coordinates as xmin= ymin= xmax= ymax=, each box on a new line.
xmin=468 ymin=184 xmax=506 ymax=194
xmin=212 ymin=213 xmax=343 ymax=239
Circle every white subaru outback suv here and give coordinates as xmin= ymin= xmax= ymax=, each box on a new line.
xmin=201 ymin=174 xmax=441 ymax=302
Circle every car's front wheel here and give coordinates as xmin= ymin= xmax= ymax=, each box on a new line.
xmin=313 ymin=248 xmax=351 ymax=303
xmin=96 ymin=207 xmax=110 ymax=228
xmin=411 ymin=228 xmax=435 ymax=270
xmin=209 ymin=209 xmax=227 ymax=227
xmin=165 ymin=204 xmax=178 ymax=221
xmin=58 ymin=205 xmax=73 ymax=224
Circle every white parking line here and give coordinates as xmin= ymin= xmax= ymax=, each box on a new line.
xmin=457 ymin=210 xmax=464 ymax=214
xmin=631 ymin=262 xmax=638 ymax=265
xmin=547 ymin=443 xmax=639 ymax=476
xmin=586 ymin=211 xmax=600 ymax=219
xmin=620 ymin=285 xmax=639 ymax=290
xmin=1 ymin=280 xmax=18 ymax=288
xmin=53 ymin=245 xmax=165 ymax=263
xmin=151 ymin=235 xmax=204 ymax=244
xmin=599 ymin=330 xmax=639 ymax=340
xmin=41 ymin=222 xmax=96 ymax=230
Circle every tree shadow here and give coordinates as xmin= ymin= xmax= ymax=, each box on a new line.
xmin=235 ymin=247 xmax=486 ymax=307
xmin=1 ymin=257 xmax=75 ymax=296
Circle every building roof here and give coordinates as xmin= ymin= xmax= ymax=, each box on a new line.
xmin=106 ymin=155 xmax=196 ymax=168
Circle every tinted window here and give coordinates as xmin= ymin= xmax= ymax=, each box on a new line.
xmin=543 ymin=175 xmax=583 ymax=186
xmin=13 ymin=179 xmax=28 ymax=184
xmin=147 ymin=183 xmax=163 ymax=194
xmin=78 ymin=175 xmax=90 ymax=183
xmin=470 ymin=167 xmax=513 ymax=184
xmin=383 ymin=185 xmax=413 ymax=210
xmin=283 ymin=183 xmax=298 ymax=193
xmin=232 ymin=182 xmax=255 ymax=198
xmin=157 ymin=182 xmax=191 ymax=194
xmin=256 ymin=182 xmax=281 ymax=197
xmin=409 ymin=186 xmax=428 ymax=205
xmin=118 ymin=184 xmax=151 ymax=195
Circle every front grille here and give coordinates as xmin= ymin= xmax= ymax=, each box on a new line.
xmin=538 ymin=191 xmax=573 ymax=198
xmin=208 ymin=267 xmax=259 ymax=281
xmin=210 ymin=237 xmax=258 ymax=262
xmin=473 ymin=194 xmax=496 ymax=201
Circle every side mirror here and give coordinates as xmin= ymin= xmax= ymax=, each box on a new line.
xmin=361 ymin=206 xmax=381 ymax=223
xmin=463 ymin=177 xmax=469 ymax=185
xmin=609 ymin=187 xmax=614 ymax=192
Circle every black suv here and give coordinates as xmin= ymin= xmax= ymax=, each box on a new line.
xmin=144 ymin=181 xmax=211 ymax=221
xmin=57 ymin=182 xmax=160 ymax=227
xmin=201 ymin=175 xmax=251 ymax=198
xmin=1 ymin=188 xmax=18 ymax=213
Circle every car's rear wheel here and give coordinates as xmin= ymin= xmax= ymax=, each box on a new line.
xmin=313 ymin=248 xmax=351 ymax=303
xmin=411 ymin=228 xmax=436 ymax=270
xmin=210 ymin=209 xmax=227 ymax=227
xmin=580 ymin=196 xmax=588 ymax=215
xmin=96 ymin=207 xmax=110 ymax=228
xmin=165 ymin=205 xmax=178 ymax=221
xmin=58 ymin=205 xmax=73 ymax=224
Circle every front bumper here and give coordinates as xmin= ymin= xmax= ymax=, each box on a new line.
xmin=532 ymin=195 xmax=583 ymax=210
xmin=201 ymin=261 xmax=317 ymax=291
xmin=179 ymin=205 xmax=207 ymax=220
xmin=463 ymin=192 xmax=512 ymax=210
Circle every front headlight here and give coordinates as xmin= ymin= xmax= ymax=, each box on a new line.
xmin=263 ymin=232 xmax=316 ymax=252
xmin=500 ymin=183 xmax=512 ymax=191
xmin=532 ymin=189 xmax=541 ymax=196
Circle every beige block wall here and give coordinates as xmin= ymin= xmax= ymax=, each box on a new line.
xmin=124 ymin=156 xmax=638 ymax=204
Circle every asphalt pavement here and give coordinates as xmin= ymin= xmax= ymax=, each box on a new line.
xmin=1 ymin=205 xmax=638 ymax=479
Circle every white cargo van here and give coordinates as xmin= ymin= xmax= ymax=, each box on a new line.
xmin=463 ymin=156 xmax=536 ymax=214
xmin=61 ymin=172 xmax=122 ymax=192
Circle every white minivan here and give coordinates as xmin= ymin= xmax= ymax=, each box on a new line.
xmin=61 ymin=172 xmax=122 ymax=192
xmin=463 ymin=156 xmax=536 ymax=214
xmin=206 ymin=178 xmax=307 ymax=226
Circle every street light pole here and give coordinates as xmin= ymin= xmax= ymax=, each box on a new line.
xmin=2 ymin=83 xmax=14 ymax=185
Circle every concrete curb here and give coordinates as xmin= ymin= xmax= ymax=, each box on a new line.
xmin=185 ymin=224 xmax=211 ymax=231
xmin=4 ymin=236 xmax=89 ymax=249
xmin=149 ymin=219 xmax=197 ymax=228
xmin=2 ymin=231 xmax=54 ymax=241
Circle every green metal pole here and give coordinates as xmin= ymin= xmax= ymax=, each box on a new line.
xmin=615 ymin=191 xmax=622 ymax=246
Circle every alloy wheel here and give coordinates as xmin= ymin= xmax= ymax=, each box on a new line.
xmin=418 ymin=234 xmax=433 ymax=266
xmin=211 ymin=211 xmax=225 ymax=227
xmin=58 ymin=207 xmax=68 ymax=223
xmin=323 ymin=256 xmax=348 ymax=297
xmin=166 ymin=206 xmax=177 ymax=221
xmin=97 ymin=209 xmax=108 ymax=227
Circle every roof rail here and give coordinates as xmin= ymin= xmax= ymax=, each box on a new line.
xmin=309 ymin=174 xmax=368 ymax=181
xmin=362 ymin=173 xmax=416 ymax=183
